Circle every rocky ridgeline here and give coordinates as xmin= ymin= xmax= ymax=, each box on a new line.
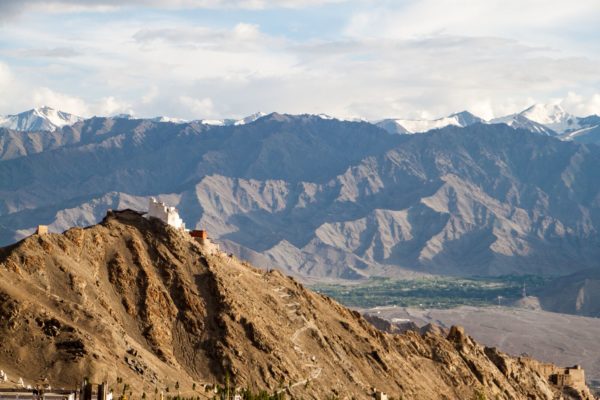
xmin=0 ymin=211 xmax=595 ymax=399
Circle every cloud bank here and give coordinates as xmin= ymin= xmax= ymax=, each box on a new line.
xmin=1 ymin=0 xmax=599 ymax=119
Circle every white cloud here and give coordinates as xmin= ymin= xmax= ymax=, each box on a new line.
xmin=0 ymin=63 xmax=91 ymax=116
xmin=142 ymin=86 xmax=159 ymax=105
xmin=560 ymin=92 xmax=600 ymax=117
xmin=179 ymin=96 xmax=215 ymax=118
xmin=132 ymin=23 xmax=273 ymax=51
xmin=0 ymin=63 xmax=17 ymax=112
xmin=1 ymin=1 xmax=600 ymax=121
xmin=0 ymin=0 xmax=345 ymax=18
xmin=97 ymin=96 xmax=133 ymax=116
xmin=32 ymin=87 xmax=90 ymax=116
xmin=0 ymin=65 xmax=134 ymax=116
xmin=18 ymin=47 xmax=82 ymax=58
xmin=0 ymin=62 xmax=12 ymax=88
xmin=344 ymin=0 xmax=600 ymax=43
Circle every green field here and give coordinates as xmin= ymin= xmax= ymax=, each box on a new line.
xmin=310 ymin=275 xmax=550 ymax=309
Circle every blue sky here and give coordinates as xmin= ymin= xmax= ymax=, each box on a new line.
xmin=1 ymin=0 xmax=600 ymax=120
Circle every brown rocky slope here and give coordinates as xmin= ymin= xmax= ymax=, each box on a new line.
xmin=0 ymin=210 xmax=595 ymax=399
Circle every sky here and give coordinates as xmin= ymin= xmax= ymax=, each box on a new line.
xmin=1 ymin=0 xmax=600 ymax=120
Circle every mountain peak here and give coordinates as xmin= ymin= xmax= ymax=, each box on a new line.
xmin=521 ymin=103 xmax=567 ymax=121
xmin=376 ymin=110 xmax=483 ymax=134
xmin=257 ymin=111 xmax=292 ymax=122
xmin=33 ymin=105 xmax=54 ymax=113
xmin=450 ymin=110 xmax=477 ymax=117
xmin=449 ymin=110 xmax=484 ymax=126
xmin=0 ymin=106 xmax=82 ymax=132
xmin=489 ymin=112 xmax=556 ymax=135
xmin=234 ymin=111 xmax=266 ymax=125
xmin=198 ymin=112 xmax=267 ymax=127
xmin=519 ymin=103 xmax=579 ymax=134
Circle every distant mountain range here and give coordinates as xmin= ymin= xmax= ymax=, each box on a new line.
xmin=1 ymin=111 xmax=600 ymax=282
xmin=377 ymin=103 xmax=600 ymax=142
xmin=0 ymin=107 xmax=267 ymax=133
xmin=3 ymin=105 xmax=599 ymax=144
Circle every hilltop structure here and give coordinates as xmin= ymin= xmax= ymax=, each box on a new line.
xmin=146 ymin=199 xmax=221 ymax=255
xmin=190 ymin=230 xmax=220 ymax=255
xmin=147 ymin=198 xmax=185 ymax=230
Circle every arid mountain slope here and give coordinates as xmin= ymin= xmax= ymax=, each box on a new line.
xmin=0 ymin=212 xmax=594 ymax=399
xmin=1 ymin=117 xmax=600 ymax=279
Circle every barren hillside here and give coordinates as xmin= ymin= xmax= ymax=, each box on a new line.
xmin=0 ymin=211 xmax=594 ymax=399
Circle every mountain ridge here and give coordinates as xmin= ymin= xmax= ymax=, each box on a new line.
xmin=3 ymin=105 xmax=600 ymax=144
xmin=1 ymin=114 xmax=600 ymax=280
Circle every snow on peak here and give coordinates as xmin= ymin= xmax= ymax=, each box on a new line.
xmin=519 ymin=103 xmax=580 ymax=134
xmin=0 ymin=106 xmax=83 ymax=132
xmin=198 ymin=112 xmax=266 ymax=127
xmin=449 ymin=111 xmax=484 ymax=126
xmin=316 ymin=113 xmax=334 ymax=120
xmin=234 ymin=111 xmax=266 ymax=125
xmin=376 ymin=111 xmax=483 ymax=134
xmin=489 ymin=113 xmax=555 ymax=135
xmin=521 ymin=103 xmax=565 ymax=123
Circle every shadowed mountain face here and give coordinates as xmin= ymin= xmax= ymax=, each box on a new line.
xmin=1 ymin=115 xmax=600 ymax=279
xmin=537 ymin=268 xmax=600 ymax=317
xmin=0 ymin=213 xmax=594 ymax=399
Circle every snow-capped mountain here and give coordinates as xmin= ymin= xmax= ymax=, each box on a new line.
xmin=199 ymin=112 xmax=267 ymax=127
xmin=493 ymin=103 xmax=600 ymax=141
xmin=0 ymin=106 xmax=83 ymax=132
xmin=108 ymin=112 xmax=265 ymax=126
xmin=376 ymin=111 xmax=484 ymax=134
xmin=489 ymin=113 xmax=556 ymax=136
xmin=374 ymin=104 xmax=600 ymax=140
xmin=234 ymin=111 xmax=266 ymax=125
xmin=3 ymin=105 xmax=599 ymax=145
xmin=373 ymin=103 xmax=598 ymax=140
xmin=490 ymin=103 xmax=600 ymax=139
xmin=519 ymin=104 xmax=581 ymax=134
